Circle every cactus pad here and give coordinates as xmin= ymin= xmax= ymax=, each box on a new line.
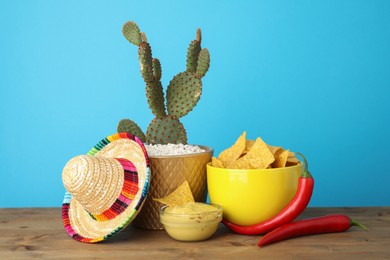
xmin=196 ymin=48 xmax=210 ymax=78
xmin=122 ymin=21 xmax=142 ymax=46
xmin=117 ymin=119 xmax=146 ymax=142
xmin=152 ymin=58 xmax=162 ymax=81
xmin=146 ymin=81 xmax=166 ymax=118
xmin=166 ymin=71 xmax=202 ymax=118
xmin=138 ymin=42 xmax=154 ymax=83
xmin=186 ymin=40 xmax=201 ymax=73
xmin=146 ymin=116 xmax=187 ymax=144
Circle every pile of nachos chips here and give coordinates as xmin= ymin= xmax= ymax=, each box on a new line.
xmin=211 ymin=131 xmax=300 ymax=169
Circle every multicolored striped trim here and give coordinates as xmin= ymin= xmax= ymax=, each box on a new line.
xmin=89 ymin=158 xmax=139 ymax=221
xmin=62 ymin=132 xmax=150 ymax=243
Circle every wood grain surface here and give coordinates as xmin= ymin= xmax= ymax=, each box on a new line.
xmin=0 ymin=207 xmax=389 ymax=259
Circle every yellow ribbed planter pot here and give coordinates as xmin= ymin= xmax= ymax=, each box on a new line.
xmin=133 ymin=146 xmax=213 ymax=229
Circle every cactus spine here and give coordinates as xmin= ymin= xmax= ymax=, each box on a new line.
xmin=118 ymin=21 xmax=210 ymax=144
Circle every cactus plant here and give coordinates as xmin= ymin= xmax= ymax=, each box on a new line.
xmin=118 ymin=21 xmax=210 ymax=144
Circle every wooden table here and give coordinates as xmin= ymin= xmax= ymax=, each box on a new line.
xmin=0 ymin=207 xmax=389 ymax=259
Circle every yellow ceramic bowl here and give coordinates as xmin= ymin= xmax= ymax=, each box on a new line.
xmin=207 ymin=163 xmax=302 ymax=226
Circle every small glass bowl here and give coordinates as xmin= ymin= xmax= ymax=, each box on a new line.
xmin=160 ymin=203 xmax=222 ymax=242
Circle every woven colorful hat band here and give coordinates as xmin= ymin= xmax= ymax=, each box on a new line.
xmin=62 ymin=155 xmax=139 ymax=222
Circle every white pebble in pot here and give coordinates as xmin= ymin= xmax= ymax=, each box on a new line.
xmin=145 ymin=144 xmax=206 ymax=157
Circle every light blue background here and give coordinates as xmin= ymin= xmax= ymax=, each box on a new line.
xmin=1 ymin=1 xmax=389 ymax=207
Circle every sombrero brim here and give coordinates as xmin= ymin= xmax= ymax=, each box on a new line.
xmin=62 ymin=133 xmax=150 ymax=243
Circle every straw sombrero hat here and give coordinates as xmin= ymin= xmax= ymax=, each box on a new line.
xmin=61 ymin=133 xmax=150 ymax=243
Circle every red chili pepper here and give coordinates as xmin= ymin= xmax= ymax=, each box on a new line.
xmin=222 ymin=153 xmax=314 ymax=235
xmin=257 ymin=214 xmax=368 ymax=247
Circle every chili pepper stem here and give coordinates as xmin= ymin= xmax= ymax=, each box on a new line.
xmin=296 ymin=152 xmax=308 ymax=170
xmin=302 ymin=169 xmax=312 ymax=178
xmin=296 ymin=153 xmax=311 ymax=178
xmin=350 ymin=218 xmax=369 ymax=231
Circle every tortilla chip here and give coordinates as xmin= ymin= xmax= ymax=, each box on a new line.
xmin=211 ymin=157 xmax=224 ymax=168
xmin=272 ymin=149 xmax=290 ymax=168
xmin=286 ymin=151 xmax=300 ymax=166
xmin=153 ymin=181 xmax=194 ymax=207
xmin=228 ymin=137 xmax=275 ymax=169
xmin=267 ymin=145 xmax=282 ymax=156
xmin=217 ymin=131 xmax=246 ymax=167
xmin=244 ymin=140 xmax=256 ymax=153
